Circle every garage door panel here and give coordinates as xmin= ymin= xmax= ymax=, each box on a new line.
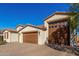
xmin=23 ymin=32 xmax=38 ymax=44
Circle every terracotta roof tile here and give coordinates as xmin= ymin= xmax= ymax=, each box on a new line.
xmin=3 ymin=29 xmax=18 ymax=33
xmin=36 ymin=25 xmax=45 ymax=29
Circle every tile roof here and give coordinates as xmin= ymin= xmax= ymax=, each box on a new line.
xmin=36 ymin=25 xmax=45 ymax=29
xmin=3 ymin=29 xmax=18 ymax=33
xmin=18 ymin=24 xmax=46 ymax=32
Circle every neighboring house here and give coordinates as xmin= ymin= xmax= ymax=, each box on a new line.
xmin=3 ymin=12 xmax=78 ymax=46
xmin=3 ymin=29 xmax=18 ymax=42
xmin=0 ymin=30 xmax=3 ymax=36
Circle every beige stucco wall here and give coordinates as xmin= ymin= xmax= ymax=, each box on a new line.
xmin=44 ymin=14 xmax=69 ymax=27
xmin=3 ymin=30 xmax=11 ymax=42
xmin=38 ymin=30 xmax=46 ymax=45
xmin=44 ymin=21 xmax=49 ymax=42
xmin=19 ymin=26 xmax=46 ymax=45
xmin=19 ymin=32 xmax=23 ymax=43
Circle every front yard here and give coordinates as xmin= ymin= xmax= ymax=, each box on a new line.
xmin=0 ymin=43 xmax=76 ymax=56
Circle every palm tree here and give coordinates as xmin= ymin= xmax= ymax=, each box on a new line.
xmin=69 ymin=4 xmax=79 ymax=47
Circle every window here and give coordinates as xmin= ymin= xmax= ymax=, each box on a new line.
xmin=4 ymin=32 xmax=8 ymax=39
xmin=55 ymin=26 xmax=57 ymax=28
xmin=52 ymin=26 xmax=54 ymax=28
xmin=49 ymin=26 xmax=51 ymax=28
xmin=6 ymin=32 xmax=8 ymax=39
xmin=49 ymin=26 xmax=54 ymax=28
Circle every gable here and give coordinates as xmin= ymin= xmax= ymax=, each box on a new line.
xmin=17 ymin=26 xmax=24 ymax=31
xmin=3 ymin=30 xmax=10 ymax=33
xmin=19 ymin=26 xmax=40 ymax=33
xmin=45 ymin=14 xmax=69 ymax=22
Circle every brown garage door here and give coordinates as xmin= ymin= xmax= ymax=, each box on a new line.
xmin=23 ymin=31 xmax=38 ymax=44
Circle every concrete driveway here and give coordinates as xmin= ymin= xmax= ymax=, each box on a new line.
xmin=0 ymin=43 xmax=75 ymax=56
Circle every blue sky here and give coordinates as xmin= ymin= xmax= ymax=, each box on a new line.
xmin=0 ymin=3 xmax=70 ymax=30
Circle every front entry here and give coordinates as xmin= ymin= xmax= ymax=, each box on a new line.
xmin=48 ymin=21 xmax=70 ymax=46
xmin=23 ymin=31 xmax=38 ymax=44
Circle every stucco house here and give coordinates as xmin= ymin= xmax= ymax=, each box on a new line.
xmin=3 ymin=25 xmax=47 ymax=45
xmin=3 ymin=12 xmax=78 ymax=46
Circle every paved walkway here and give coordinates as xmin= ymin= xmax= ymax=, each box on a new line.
xmin=0 ymin=43 xmax=75 ymax=56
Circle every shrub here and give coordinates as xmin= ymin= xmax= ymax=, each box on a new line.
xmin=0 ymin=36 xmax=3 ymax=42
xmin=0 ymin=36 xmax=7 ymax=45
xmin=0 ymin=40 xmax=7 ymax=45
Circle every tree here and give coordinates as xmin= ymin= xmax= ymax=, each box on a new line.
xmin=69 ymin=3 xmax=79 ymax=47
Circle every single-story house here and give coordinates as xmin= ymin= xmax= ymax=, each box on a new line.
xmin=3 ymin=12 xmax=79 ymax=46
xmin=3 ymin=25 xmax=47 ymax=45
xmin=3 ymin=29 xmax=19 ymax=42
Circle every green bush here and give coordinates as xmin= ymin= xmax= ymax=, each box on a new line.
xmin=0 ymin=36 xmax=7 ymax=45
xmin=0 ymin=40 xmax=7 ymax=45
xmin=0 ymin=36 xmax=3 ymax=42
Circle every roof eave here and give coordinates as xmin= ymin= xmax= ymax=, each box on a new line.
xmin=44 ymin=12 xmax=77 ymax=21
xmin=18 ymin=25 xmax=46 ymax=32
